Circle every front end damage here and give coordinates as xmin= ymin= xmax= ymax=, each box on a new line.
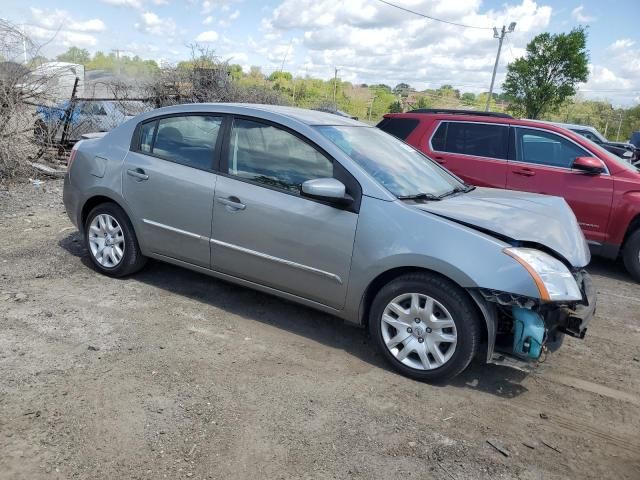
xmin=469 ymin=270 xmax=596 ymax=370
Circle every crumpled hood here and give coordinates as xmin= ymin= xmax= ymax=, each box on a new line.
xmin=414 ymin=187 xmax=591 ymax=267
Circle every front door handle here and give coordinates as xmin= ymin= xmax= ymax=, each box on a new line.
xmin=433 ymin=156 xmax=447 ymax=165
xmin=127 ymin=168 xmax=149 ymax=181
xmin=218 ymin=196 xmax=246 ymax=211
xmin=513 ymin=168 xmax=536 ymax=177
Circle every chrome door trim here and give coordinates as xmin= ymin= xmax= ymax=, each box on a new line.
xmin=142 ymin=219 xmax=208 ymax=241
xmin=209 ymin=238 xmax=343 ymax=285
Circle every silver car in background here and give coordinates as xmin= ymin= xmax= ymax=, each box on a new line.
xmin=63 ymin=104 xmax=596 ymax=382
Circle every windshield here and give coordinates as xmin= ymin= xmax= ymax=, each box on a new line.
xmin=316 ymin=125 xmax=463 ymax=197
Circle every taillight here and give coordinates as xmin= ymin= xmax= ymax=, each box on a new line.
xmin=68 ymin=141 xmax=82 ymax=172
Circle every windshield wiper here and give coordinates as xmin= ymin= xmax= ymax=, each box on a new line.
xmin=438 ymin=184 xmax=476 ymax=199
xmin=397 ymin=192 xmax=441 ymax=201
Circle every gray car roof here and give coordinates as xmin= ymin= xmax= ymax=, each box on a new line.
xmin=532 ymin=119 xmax=598 ymax=132
xmin=149 ymin=103 xmax=365 ymax=127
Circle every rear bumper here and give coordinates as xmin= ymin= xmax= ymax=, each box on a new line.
xmin=62 ymin=173 xmax=80 ymax=229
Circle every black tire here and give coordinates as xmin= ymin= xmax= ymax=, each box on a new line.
xmin=623 ymin=230 xmax=640 ymax=282
xmin=369 ymin=272 xmax=481 ymax=382
xmin=84 ymin=202 xmax=147 ymax=277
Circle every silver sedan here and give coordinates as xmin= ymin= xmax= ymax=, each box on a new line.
xmin=63 ymin=103 xmax=596 ymax=382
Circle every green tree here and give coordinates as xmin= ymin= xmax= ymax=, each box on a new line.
xmin=56 ymin=47 xmax=91 ymax=64
xmin=228 ymin=64 xmax=243 ymax=80
xmin=268 ymin=71 xmax=292 ymax=82
xmin=503 ymin=27 xmax=589 ymax=119
xmin=389 ymin=100 xmax=403 ymax=113
xmin=415 ymin=96 xmax=432 ymax=109
xmin=461 ymin=92 xmax=476 ymax=105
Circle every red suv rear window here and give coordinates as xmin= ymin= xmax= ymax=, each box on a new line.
xmin=377 ymin=118 xmax=419 ymax=140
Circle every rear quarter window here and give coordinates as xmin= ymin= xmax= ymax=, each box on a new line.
xmin=377 ymin=118 xmax=419 ymax=140
xmin=432 ymin=121 xmax=509 ymax=160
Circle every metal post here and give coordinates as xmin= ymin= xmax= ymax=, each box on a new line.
xmin=333 ymin=67 xmax=338 ymax=111
xmin=616 ymin=112 xmax=623 ymax=141
xmin=368 ymin=96 xmax=375 ymax=121
xmin=292 ymin=79 xmax=296 ymax=106
xmin=485 ymin=22 xmax=516 ymax=112
xmin=60 ymin=77 xmax=80 ymax=148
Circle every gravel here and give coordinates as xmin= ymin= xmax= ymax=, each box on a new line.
xmin=1 ymin=179 xmax=639 ymax=479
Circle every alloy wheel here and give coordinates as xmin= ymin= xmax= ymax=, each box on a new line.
xmin=380 ymin=293 xmax=457 ymax=370
xmin=88 ymin=214 xmax=125 ymax=268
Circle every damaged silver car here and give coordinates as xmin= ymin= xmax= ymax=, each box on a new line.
xmin=63 ymin=104 xmax=596 ymax=382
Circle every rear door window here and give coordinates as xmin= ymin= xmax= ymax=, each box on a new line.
xmin=433 ymin=121 xmax=509 ymax=159
xmin=377 ymin=118 xmax=420 ymax=140
xmin=138 ymin=115 xmax=222 ymax=170
xmin=516 ymin=127 xmax=590 ymax=168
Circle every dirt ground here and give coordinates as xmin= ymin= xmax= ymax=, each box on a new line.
xmin=1 ymin=179 xmax=639 ymax=480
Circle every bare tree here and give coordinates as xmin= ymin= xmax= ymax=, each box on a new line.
xmin=141 ymin=44 xmax=287 ymax=107
xmin=0 ymin=19 xmax=61 ymax=180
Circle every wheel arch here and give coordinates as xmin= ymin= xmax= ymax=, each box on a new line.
xmin=357 ymin=266 xmax=489 ymax=352
xmin=80 ymin=193 xmax=139 ymax=240
xmin=623 ymin=213 xmax=640 ymax=248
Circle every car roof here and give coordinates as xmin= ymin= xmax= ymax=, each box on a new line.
xmin=149 ymin=103 xmax=365 ymax=127
xmin=533 ymin=119 xmax=598 ymax=132
xmin=382 ymin=111 xmax=593 ymax=136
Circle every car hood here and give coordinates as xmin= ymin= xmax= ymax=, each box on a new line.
xmin=413 ymin=187 xmax=590 ymax=268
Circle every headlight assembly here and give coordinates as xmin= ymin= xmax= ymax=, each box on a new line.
xmin=504 ymin=247 xmax=582 ymax=302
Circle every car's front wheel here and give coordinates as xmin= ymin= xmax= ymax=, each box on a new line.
xmin=85 ymin=203 xmax=146 ymax=277
xmin=623 ymin=229 xmax=640 ymax=282
xmin=369 ymin=272 xmax=481 ymax=382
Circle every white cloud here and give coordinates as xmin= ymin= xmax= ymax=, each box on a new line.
xmin=153 ymin=0 xmax=169 ymax=5
xmin=135 ymin=11 xmax=177 ymax=36
xmin=263 ymin=0 xmax=552 ymax=93
xmin=571 ymin=5 xmax=596 ymax=23
xmin=195 ymin=30 xmax=219 ymax=42
xmin=203 ymin=15 xmax=214 ymax=25
xmin=578 ymin=40 xmax=640 ymax=105
xmin=27 ymin=26 xmax=98 ymax=48
xmin=609 ymin=39 xmax=635 ymax=51
xmin=29 ymin=8 xmax=106 ymax=32
xmin=201 ymin=0 xmax=239 ymax=15
xmin=101 ymin=0 xmax=143 ymax=8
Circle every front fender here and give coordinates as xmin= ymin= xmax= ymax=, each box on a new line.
xmin=343 ymin=196 xmax=540 ymax=324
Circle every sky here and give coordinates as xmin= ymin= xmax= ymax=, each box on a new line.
xmin=1 ymin=0 xmax=639 ymax=105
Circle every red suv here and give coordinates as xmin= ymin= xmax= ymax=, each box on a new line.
xmin=378 ymin=109 xmax=640 ymax=281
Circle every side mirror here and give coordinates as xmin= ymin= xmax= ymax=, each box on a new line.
xmin=572 ymin=156 xmax=606 ymax=175
xmin=301 ymin=178 xmax=352 ymax=204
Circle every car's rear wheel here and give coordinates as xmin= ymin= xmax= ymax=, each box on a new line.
xmin=85 ymin=203 xmax=146 ymax=277
xmin=369 ymin=272 xmax=481 ymax=382
xmin=622 ymin=229 xmax=640 ymax=282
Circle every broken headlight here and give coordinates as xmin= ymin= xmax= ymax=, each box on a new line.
xmin=504 ymin=247 xmax=582 ymax=302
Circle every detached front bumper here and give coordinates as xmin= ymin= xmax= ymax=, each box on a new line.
xmin=558 ymin=270 xmax=596 ymax=338
xmin=475 ymin=270 xmax=596 ymax=367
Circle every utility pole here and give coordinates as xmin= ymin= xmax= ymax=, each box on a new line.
xmin=368 ymin=95 xmax=376 ymax=121
xmin=485 ymin=22 xmax=516 ymax=112
xmin=112 ymin=48 xmax=122 ymax=76
xmin=332 ymin=67 xmax=339 ymax=111
xmin=616 ymin=111 xmax=624 ymax=141
xmin=292 ymin=79 xmax=296 ymax=106
xmin=21 ymin=24 xmax=27 ymax=64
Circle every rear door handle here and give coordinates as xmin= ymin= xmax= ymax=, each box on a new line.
xmin=127 ymin=168 xmax=149 ymax=181
xmin=433 ymin=156 xmax=447 ymax=164
xmin=513 ymin=168 xmax=535 ymax=177
xmin=218 ymin=196 xmax=246 ymax=211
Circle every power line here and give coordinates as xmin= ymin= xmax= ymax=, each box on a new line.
xmin=374 ymin=0 xmax=494 ymax=30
